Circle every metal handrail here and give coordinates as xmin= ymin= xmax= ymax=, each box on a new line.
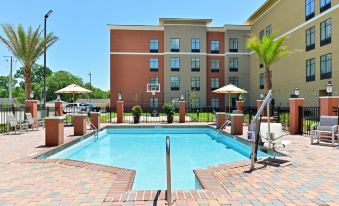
xmin=166 ymin=136 xmax=172 ymax=206
xmin=88 ymin=121 xmax=98 ymax=140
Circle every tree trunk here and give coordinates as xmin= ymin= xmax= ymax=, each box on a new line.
xmin=264 ymin=67 xmax=272 ymax=93
xmin=24 ymin=66 xmax=32 ymax=100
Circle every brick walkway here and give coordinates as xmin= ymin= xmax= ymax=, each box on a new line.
xmin=0 ymin=125 xmax=338 ymax=205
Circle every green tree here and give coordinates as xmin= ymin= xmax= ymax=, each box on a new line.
xmin=189 ymin=90 xmax=198 ymax=111
xmin=14 ymin=64 xmax=52 ymax=101
xmin=0 ymin=75 xmax=17 ymax=97
xmin=82 ymin=83 xmax=110 ymax=99
xmin=46 ymin=71 xmax=83 ymax=102
xmin=247 ymin=33 xmax=288 ymax=93
xmin=0 ymin=24 xmax=58 ymax=100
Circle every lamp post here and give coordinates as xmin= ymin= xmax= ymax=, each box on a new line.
xmin=260 ymin=93 xmax=264 ymax=100
xmin=118 ymin=92 xmax=122 ymax=101
xmin=294 ymin=88 xmax=300 ymax=98
xmin=326 ymin=81 xmax=333 ymax=96
xmin=180 ymin=94 xmax=184 ymax=101
xmin=43 ymin=9 xmax=53 ymax=107
xmin=88 ymin=72 xmax=92 ymax=103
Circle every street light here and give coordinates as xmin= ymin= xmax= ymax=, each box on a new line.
xmin=30 ymin=92 xmax=34 ymax=99
xmin=326 ymin=81 xmax=333 ymax=96
xmin=180 ymin=94 xmax=184 ymax=101
xmin=43 ymin=9 xmax=53 ymax=107
xmin=260 ymin=93 xmax=264 ymax=100
xmin=294 ymin=88 xmax=300 ymax=98
xmin=118 ymin=92 xmax=122 ymax=101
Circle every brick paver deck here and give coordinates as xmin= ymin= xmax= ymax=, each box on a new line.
xmin=0 ymin=124 xmax=338 ymax=205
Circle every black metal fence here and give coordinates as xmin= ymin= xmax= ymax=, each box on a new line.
xmin=299 ymin=107 xmax=320 ymax=135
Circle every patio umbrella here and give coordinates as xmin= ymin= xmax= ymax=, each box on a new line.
xmin=55 ymin=84 xmax=92 ymax=113
xmin=212 ymin=84 xmax=247 ymax=112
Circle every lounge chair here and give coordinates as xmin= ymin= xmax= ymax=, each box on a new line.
xmin=6 ymin=114 xmax=28 ymax=134
xmin=260 ymin=123 xmax=285 ymax=149
xmin=25 ymin=113 xmax=38 ymax=131
xmin=311 ymin=116 xmax=338 ymax=146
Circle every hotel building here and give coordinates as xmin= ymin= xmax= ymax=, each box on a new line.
xmin=109 ymin=0 xmax=338 ymax=108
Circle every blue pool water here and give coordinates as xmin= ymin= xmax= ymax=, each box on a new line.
xmin=49 ymin=128 xmax=268 ymax=190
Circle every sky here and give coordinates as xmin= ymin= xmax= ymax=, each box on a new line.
xmin=0 ymin=0 xmax=266 ymax=90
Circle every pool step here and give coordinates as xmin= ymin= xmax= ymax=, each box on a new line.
xmin=105 ymin=189 xmax=230 ymax=202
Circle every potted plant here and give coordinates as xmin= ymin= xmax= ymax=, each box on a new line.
xmin=131 ymin=105 xmax=142 ymax=123
xmin=163 ymin=103 xmax=174 ymax=123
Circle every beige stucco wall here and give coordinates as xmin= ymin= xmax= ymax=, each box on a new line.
xmin=163 ymin=25 xmax=207 ymax=106
xmin=249 ymin=0 xmax=339 ymax=107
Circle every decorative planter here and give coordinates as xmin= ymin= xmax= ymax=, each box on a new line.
xmin=167 ymin=115 xmax=173 ymax=123
xmin=133 ymin=116 xmax=140 ymax=124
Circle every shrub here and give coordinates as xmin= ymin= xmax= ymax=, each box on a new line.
xmin=132 ymin=105 xmax=142 ymax=117
xmin=163 ymin=103 xmax=174 ymax=116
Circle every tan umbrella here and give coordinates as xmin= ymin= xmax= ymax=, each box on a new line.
xmin=55 ymin=84 xmax=92 ymax=113
xmin=212 ymin=84 xmax=247 ymax=112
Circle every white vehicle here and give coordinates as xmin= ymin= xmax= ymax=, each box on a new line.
xmin=64 ymin=103 xmax=81 ymax=113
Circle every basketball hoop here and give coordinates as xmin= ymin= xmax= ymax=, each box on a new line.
xmin=147 ymin=83 xmax=160 ymax=96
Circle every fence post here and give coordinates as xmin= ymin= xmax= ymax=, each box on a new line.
xmin=319 ymin=96 xmax=339 ymax=116
xmin=277 ymin=107 xmax=281 ymax=123
xmin=298 ymin=106 xmax=304 ymax=135
xmin=289 ymin=98 xmax=304 ymax=135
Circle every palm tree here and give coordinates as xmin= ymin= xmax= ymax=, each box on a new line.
xmin=247 ymin=33 xmax=288 ymax=93
xmin=0 ymin=24 xmax=58 ymax=100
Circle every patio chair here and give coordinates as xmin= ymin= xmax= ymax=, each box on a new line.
xmin=311 ymin=116 xmax=338 ymax=146
xmin=24 ymin=113 xmax=38 ymax=131
xmin=6 ymin=114 xmax=28 ymax=134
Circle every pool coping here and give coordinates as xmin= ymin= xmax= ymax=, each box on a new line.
xmin=30 ymin=124 xmax=287 ymax=203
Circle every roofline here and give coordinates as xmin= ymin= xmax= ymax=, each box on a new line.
xmin=159 ymin=18 xmax=212 ymax=26
xmin=107 ymin=24 xmax=164 ymax=31
xmin=245 ymin=0 xmax=278 ymax=25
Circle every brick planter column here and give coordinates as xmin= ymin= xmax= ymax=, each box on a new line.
xmin=73 ymin=114 xmax=87 ymax=136
xmin=236 ymin=101 xmax=244 ymax=112
xmin=289 ymin=98 xmax=304 ymax=135
xmin=179 ymin=101 xmax=186 ymax=123
xmin=90 ymin=112 xmax=100 ymax=129
xmin=216 ymin=112 xmax=226 ymax=129
xmin=55 ymin=101 xmax=63 ymax=116
xmin=45 ymin=116 xmax=64 ymax=146
xmin=256 ymin=100 xmax=267 ymax=116
xmin=117 ymin=101 xmax=124 ymax=123
xmin=25 ymin=100 xmax=38 ymax=128
xmin=319 ymin=96 xmax=339 ymax=116
xmin=230 ymin=114 xmax=244 ymax=135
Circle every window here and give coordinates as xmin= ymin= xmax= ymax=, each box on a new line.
xmin=305 ymin=27 xmax=315 ymax=51
xmin=211 ymin=59 xmax=220 ymax=72
xmin=305 ymin=0 xmax=315 ymax=21
xmin=191 ymin=38 xmax=200 ymax=52
xmin=211 ymin=78 xmax=220 ymax=90
xmin=259 ymin=73 xmax=264 ymax=89
xmin=229 ymin=57 xmax=239 ymax=72
xmin=150 ymin=39 xmax=158 ymax=53
xmin=150 ymin=98 xmax=159 ymax=108
xmin=229 ymin=38 xmax=238 ymax=52
xmin=191 ymin=77 xmax=200 ymax=91
xmin=320 ymin=18 xmax=332 ymax=46
xmin=211 ymin=40 xmax=219 ymax=53
xmin=306 ymin=58 xmax=315 ymax=82
xmin=211 ymin=98 xmax=220 ymax=109
xmin=320 ymin=0 xmax=331 ymax=13
xmin=171 ymin=57 xmax=180 ymax=71
xmin=171 ymin=98 xmax=180 ymax=108
xmin=191 ymin=57 xmax=200 ymax=72
xmin=259 ymin=30 xmax=265 ymax=41
xmin=229 ymin=77 xmax=239 ymax=87
xmin=150 ymin=58 xmax=159 ymax=71
xmin=171 ymin=38 xmax=180 ymax=52
xmin=266 ymin=25 xmax=272 ymax=37
xmin=170 ymin=76 xmax=180 ymax=91
xmin=320 ymin=53 xmax=332 ymax=80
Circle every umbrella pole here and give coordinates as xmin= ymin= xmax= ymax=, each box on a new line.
xmin=229 ymin=94 xmax=231 ymax=113
xmin=73 ymin=93 xmax=75 ymax=114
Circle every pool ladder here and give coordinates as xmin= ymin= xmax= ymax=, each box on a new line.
xmin=166 ymin=136 xmax=172 ymax=206
xmin=88 ymin=121 xmax=99 ymax=140
xmin=218 ymin=119 xmax=230 ymax=138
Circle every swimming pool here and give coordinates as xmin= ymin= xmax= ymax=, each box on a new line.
xmin=48 ymin=127 xmax=269 ymax=190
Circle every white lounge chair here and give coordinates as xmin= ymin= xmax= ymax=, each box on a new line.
xmin=260 ymin=123 xmax=285 ymax=149
xmin=311 ymin=116 xmax=338 ymax=146
xmin=6 ymin=114 xmax=28 ymax=134
xmin=25 ymin=113 xmax=39 ymax=131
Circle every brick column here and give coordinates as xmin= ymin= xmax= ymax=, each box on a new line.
xmin=45 ymin=116 xmax=64 ymax=146
xmin=256 ymin=100 xmax=267 ymax=116
xmin=117 ymin=101 xmax=124 ymax=123
xmin=216 ymin=112 xmax=226 ymax=129
xmin=179 ymin=101 xmax=186 ymax=123
xmin=289 ymin=98 xmax=304 ymax=135
xmin=25 ymin=100 xmax=38 ymax=128
xmin=55 ymin=101 xmax=63 ymax=116
xmin=230 ymin=114 xmax=244 ymax=135
xmin=236 ymin=101 xmax=244 ymax=112
xmin=90 ymin=112 xmax=100 ymax=129
xmin=319 ymin=96 xmax=339 ymax=116
xmin=73 ymin=114 xmax=87 ymax=136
